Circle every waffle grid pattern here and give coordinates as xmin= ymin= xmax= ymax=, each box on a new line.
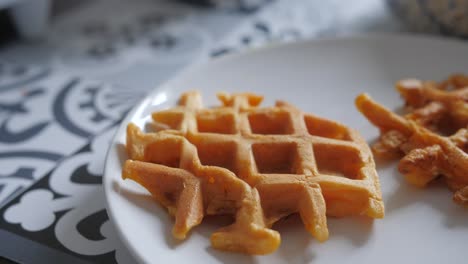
xmin=123 ymin=91 xmax=384 ymax=254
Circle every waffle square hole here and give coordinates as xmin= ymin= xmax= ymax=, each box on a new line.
xmin=152 ymin=112 xmax=184 ymax=130
xmin=313 ymin=143 xmax=363 ymax=179
xmin=144 ymin=138 xmax=182 ymax=168
xmin=252 ymin=142 xmax=297 ymax=174
xmin=304 ymin=115 xmax=350 ymax=140
xmin=248 ymin=111 xmax=293 ymax=135
xmin=196 ymin=112 xmax=236 ymax=134
xmin=194 ymin=140 xmax=238 ymax=174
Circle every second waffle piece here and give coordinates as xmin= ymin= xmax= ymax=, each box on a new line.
xmin=122 ymin=91 xmax=384 ymax=254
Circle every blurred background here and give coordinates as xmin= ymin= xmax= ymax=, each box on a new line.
xmin=1 ymin=0 xmax=467 ymax=89
xmin=0 ymin=0 xmax=467 ymax=263
xmin=2 ymin=0 xmax=467 ymax=90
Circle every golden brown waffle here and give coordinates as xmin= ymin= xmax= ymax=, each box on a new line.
xmin=123 ymin=91 xmax=384 ymax=255
xmin=356 ymin=93 xmax=468 ymax=206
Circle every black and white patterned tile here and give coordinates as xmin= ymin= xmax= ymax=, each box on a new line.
xmin=0 ymin=63 xmax=145 ymax=207
xmin=0 ymin=127 xmax=134 ymax=263
xmin=0 ymin=61 xmax=50 ymax=93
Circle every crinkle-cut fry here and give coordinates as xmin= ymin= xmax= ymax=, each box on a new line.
xmin=355 ymin=93 xmax=411 ymax=135
xmin=371 ymin=130 xmax=408 ymax=159
xmin=398 ymin=145 xmax=442 ymax=187
xmin=441 ymin=74 xmax=468 ymax=90
xmin=396 ymin=79 xmax=429 ymax=108
xmin=396 ymin=77 xmax=468 ymax=134
xmin=449 ymin=100 xmax=468 ymax=129
xmin=356 ymin=93 xmax=468 ymax=205
xmin=356 ymin=93 xmax=466 ymax=149
xmin=450 ymin=128 xmax=468 ymax=152
xmin=397 ymin=76 xmax=468 ymax=106
xmin=404 ymin=101 xmax=446 ymax=129
xmin=397 ymin=80 xmax=468 ymax=108
xmin=402 ymin=128 xmax=468 ymax=190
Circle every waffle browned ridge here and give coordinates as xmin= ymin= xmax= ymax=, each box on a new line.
xmin=122 ymin=91 xmax=384 ymax=254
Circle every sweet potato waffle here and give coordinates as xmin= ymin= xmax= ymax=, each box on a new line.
xmin=122 ymin=91 xmax=384 ymax=254
xmin=356 ymin=75 xmax=468 ymax=206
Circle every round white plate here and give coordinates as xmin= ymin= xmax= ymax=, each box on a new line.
xmin=104 ymin=34 xmax=468 ymax=264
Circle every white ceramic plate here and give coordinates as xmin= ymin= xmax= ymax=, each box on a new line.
xmin=104 ymin=34 xmax=468 ymax=264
